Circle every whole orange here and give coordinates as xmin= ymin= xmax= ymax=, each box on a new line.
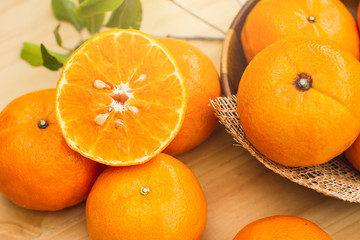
xmin=160 ymin=38 xmax=221 ymax=156
xmin=86 ymin=153 xmax=207 ymax=240
xmin=345 ymin=136 xmax=360 ymax=171
xmin=233 ymin=215 xmax=332 ymax=240
xmin=241 ymin=0 xmax=359 ymax=62
xmin=0 ymin=89 xmax=104 ymax=211
xmin=237 ymin=37 xmax=360 ymax=167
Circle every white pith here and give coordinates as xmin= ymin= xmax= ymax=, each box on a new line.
xmin=109 ymin=82 xmax=134 ymax=113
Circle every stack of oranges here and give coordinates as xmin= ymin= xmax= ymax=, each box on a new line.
xmin=238 ymin=0 xmax=360 ymax=171
xmin=0 ymin=30 xmax=220 ymax=239
xmin=229 ymin=0 xmax=360 ymax=238
xmin=3 ymin=0 xmax=360 ymax=238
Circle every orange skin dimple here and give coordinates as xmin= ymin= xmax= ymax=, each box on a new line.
xmin=237 ymin=38 xmax=360 ymax=167
xmin=0 ymin=89 xmax=104 ymax=211
xmin=233 ymin=215 xmax=332 ymax=240
xmin=86 ymin=153 xmax=207 ymax=240
xmin=160 ymin=38 xmax=221 ymax=156
xmin=241 ymin=0 xmax=359 ymax=62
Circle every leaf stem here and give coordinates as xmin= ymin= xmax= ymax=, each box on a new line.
xmin=78 ymin=30 xmax=85 ymax=42
xmin=60 ymin=45 xmax=73 ymax=52
xmin=167 ymin=0 xmax=226 ymax=35
xmin=153 ymin=34 xmax=224 ymax=41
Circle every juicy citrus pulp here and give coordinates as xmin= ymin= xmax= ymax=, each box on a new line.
xmin=56 ymin=29 xmax=187 ymax=166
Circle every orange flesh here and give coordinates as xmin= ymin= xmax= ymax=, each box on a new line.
xmin=56 ymin=30 xmax=186 ymax=166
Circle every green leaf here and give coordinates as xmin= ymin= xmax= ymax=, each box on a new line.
xmin=84 ymin=13 xmax=105 ymax=34
xmin=40 ymin=44 xmax=64 ymax=71
xmin=79 ymin=0 xmax=104 ymax=35
xmin=20 ymin=42 xmax=43 ymax=66
xmin=76 ymin=0 xmax=124 ymax=18
xmin=51 ymin=0 xmax=84 ymax=31
xmin=48 ymin=50 xmax=69 ymax=65
xmin=106 ymin=0 xmax=142 ymax=30
xmin=54 ymin=24 xmax=62 ymax=46
xmin=20 ymin=43 xmax=70 ymax=69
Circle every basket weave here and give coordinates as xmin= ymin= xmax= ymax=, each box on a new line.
xmin=211 ymin=95 xmax=360 ymax=203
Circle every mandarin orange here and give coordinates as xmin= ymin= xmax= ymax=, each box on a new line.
xmin=345 ymin=137 xmax=360 ymax=171
xmin=237 ymin=38 xmax=360 ymax=167
xmin=233 ymin=215 xmax=332 ymax=240
xmin=160 ymin=38 xmax=221 ymax=155
xmin=56 ymin=29 xmax=187 ymax=166
xmin=86 ymin=153 xmax=207 ymax=240
xmin=241 ymin=0 xmax=359 ymax=62
xmin=0 ymin=89 xmax=103 ymax=211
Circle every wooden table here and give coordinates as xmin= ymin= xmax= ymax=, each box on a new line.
xmin=1 ymin=0 xmax=360 ymax=239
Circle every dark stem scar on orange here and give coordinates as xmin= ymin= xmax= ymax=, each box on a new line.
xmin=38 ymin=120 xmax=48 ymax=129
xmin=294 ymin=73 xmax=312 ymax=91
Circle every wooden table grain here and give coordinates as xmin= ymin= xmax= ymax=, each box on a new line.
xmin=1 ymin=0 xmax=360 ymax=239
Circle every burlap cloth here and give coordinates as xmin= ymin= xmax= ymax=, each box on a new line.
xmin=211 ymin=95 xmax=360 ymax=203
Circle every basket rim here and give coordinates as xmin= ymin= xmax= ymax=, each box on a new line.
xmin=220 ymin=0 xmax=258 ymax=96
xmin=220 ymin=0 xmax=358 ymax=97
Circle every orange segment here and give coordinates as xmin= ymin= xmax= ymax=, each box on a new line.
xmin=56 ymin=29 xmax=187 ymax=166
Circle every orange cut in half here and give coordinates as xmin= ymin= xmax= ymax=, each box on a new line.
xmin=56 ymin=29 xmax=187 ymax=166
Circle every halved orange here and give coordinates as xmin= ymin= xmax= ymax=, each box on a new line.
xmin=56 ymin=29 xmax=187 ymax=166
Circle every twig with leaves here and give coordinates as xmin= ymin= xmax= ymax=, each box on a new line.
xmin=21 ymin=0 xmax=142 ymax=71
xmin=168 ymin=0 xmax=226 ymax=35
xmin=20 ymin=0 xmax=232 ymax=71
xmin=152 ymin=35 xmax=224 ymax=41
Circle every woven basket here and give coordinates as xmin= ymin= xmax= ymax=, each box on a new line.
xmin=218 ymin=0 xmax=360 ymax=202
